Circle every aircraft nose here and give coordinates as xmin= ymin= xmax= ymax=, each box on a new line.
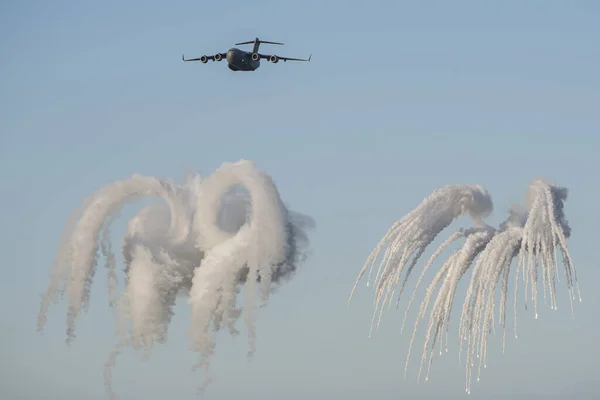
xmin=226 ymin=50 xmax=234 ymax=63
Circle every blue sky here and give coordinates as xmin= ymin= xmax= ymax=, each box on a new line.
xmin=1 ymin=0 xmax=599 ymax=398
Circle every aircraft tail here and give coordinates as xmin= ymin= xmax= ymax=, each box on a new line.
xmin=235 ymin=37 xmax=283 ymax=53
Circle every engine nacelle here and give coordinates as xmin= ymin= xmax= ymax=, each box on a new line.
xmin=200 ymin=55 xmax=208 ymax=63
xmin=251 ymin=52 xmax=260 ymax=61
xmin=269 ymin=55 xmax=279 ymax=63
xmin=214 ymin=53 xmax=223 ymax=61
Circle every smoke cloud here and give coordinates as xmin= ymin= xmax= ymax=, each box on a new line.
xmin=37 ymin=160 xmax=315 ymax=399
xmin=349 ymin=179 xmax=580 ymax=394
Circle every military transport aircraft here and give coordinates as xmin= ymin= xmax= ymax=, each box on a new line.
xmin=182 ymin=37 xmax=311 ymax=71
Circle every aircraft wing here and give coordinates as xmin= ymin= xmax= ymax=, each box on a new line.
xmin=182 ymin=53 xmax=227 ymax=62
xmin=259 ymin=53 xmax=312 ymax=62
xmin=182 ymin=54 xmax=210 ymax=62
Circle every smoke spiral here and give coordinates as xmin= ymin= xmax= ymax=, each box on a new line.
xmin=37 ymin=160 xmax=315 ymax=398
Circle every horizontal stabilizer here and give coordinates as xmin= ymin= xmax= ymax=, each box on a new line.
xmin=236 ymin=38 xmax=284 ymax=46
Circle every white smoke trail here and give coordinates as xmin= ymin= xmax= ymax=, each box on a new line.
xmin=349 ymin=178 xmax=579 ymax=394
xmin=37 ymin=159 xmax=314 ymax=399
xmin=349 ymin=184 xmax=494 ymax=337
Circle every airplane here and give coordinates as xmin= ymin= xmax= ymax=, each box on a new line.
xmin=182 ymin=37 xmax=311 ymax=72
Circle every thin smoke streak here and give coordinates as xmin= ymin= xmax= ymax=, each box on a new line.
xmin=349 ymin=178 xmax=580 ymax=394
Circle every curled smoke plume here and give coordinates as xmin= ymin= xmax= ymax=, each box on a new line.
xmin=348 ymin=179 xmax=580 ymax=394
xmin=37 ymin=160 xmax=315 ymax=399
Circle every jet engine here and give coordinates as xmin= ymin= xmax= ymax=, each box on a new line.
xmin=214 ymin=53 xmax=223 ymax=61
xmin=269 ymin=55 xmax=279 ymax=63
xmin=251 ymin=52 xmax=260 ymax=61
xmin=200 ymin=55 xmax=208 ymax=63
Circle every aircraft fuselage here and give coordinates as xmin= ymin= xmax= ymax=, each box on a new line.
xmin=226 ymin=48 xmax=260 ymax=71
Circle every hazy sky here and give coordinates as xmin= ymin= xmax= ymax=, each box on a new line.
xmin=1 ymin=0 xmax=599 ymax=399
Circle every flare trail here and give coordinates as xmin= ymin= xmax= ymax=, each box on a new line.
xmin=348 ymin=179 xmax=579 ymax=394
xmin=37 ymin=160 xmax=315 ymax=399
